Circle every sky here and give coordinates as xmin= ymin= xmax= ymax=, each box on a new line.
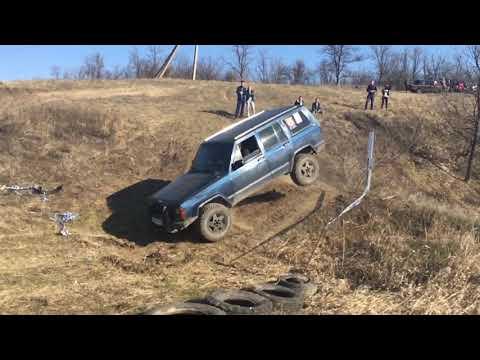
xmin=0 ymin=45 xmax=463 ymax=81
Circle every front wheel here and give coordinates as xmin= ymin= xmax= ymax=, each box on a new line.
xmin=290 ymin=153 xmax=320 ymax=186
xmin=195 ymin=203 xmax=232 ymax=242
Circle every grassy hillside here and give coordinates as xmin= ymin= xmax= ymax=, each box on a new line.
xmin=1 ymin=79 xmax=480 ymax=314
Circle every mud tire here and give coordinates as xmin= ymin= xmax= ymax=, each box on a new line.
xmin=205 ymin=289 xmax=273 ymax=315
xmin=195 ymin=203 xmax=231 ymax=242
xmin=291 ymin=153 xmax=320 ymax=186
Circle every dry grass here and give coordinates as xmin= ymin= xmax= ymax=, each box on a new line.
xmin=1 ymin=79 xmax=480 ymax=314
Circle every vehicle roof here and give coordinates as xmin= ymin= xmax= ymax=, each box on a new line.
xmin=205 ymin=105 xmax=299 ymax=144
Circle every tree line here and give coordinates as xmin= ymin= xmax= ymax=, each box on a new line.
xmin=50 ymin=45 xmax=480 ymax=88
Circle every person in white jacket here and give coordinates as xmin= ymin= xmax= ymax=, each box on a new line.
xmin=246 ymin=86 xmax=256 ymax=117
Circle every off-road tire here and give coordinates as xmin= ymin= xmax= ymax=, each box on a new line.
xmin=244 ymin=283 xmax=304 ymax=313
xmin=141 ymin=302 xmax=226 ymax=315
xmin=195 ymin=203 xmax=232 ymax=242
xmin=205 ymin=289 xmax=273 ymax=315
xmin=290 ymin=153 xmax=320 ymax=186
xmin=277 ymin=274 xmax=318 ymax=298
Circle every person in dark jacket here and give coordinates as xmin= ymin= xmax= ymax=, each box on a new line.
xmin=364 ymin=80 xmax=377 ymax=110
xmin=294 ymin=96 xmax=304 ymax=106
xmin=381 ymin=83 xmax=391 ymax=110
xmin=311 ymin=97 xmax=323 ymax=114
xmin=235 ymin=80 xmax=247 ymax=118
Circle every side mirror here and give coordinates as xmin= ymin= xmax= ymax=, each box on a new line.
xmin=232 ymin=160 xmax=243 ymax=171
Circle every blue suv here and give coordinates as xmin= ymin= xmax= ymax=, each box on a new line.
xmin=149 ymin=105 xmax=325 ymax=242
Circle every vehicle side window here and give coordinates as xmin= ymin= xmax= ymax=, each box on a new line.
xmin=272 ymin=122 xmax=288 ymax=143
xmin=240 ymin=136 xmax=261 ymax=160
xmin=258 ymin=126 xmax=279 ymax=151
xmin=282 ymin=112 xmax=311 ymax=135
xmin=232 ymin=136 xmax=262 ymax=171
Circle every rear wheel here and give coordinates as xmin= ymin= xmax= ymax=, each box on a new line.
xmin=290 ymin=153 xmax=320 ymax=186
xmin=195 ymin=203 xmax=231 ymax=242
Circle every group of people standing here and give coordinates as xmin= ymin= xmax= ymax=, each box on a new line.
xmin=235 ymin=80 xmax=256 ymax=119
xmin=294 ymin=96 xmax=323 ymax=114
xmin=365 ymin=80 xmax=391 ymax=110
xmin=234 ymin=79 xmax=394 ymax=120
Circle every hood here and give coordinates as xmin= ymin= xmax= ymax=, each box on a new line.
xmin=149 ymin=172 xmax=218 ymax=205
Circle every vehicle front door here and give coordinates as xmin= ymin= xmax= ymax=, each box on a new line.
xmin=257 ymin=122 xmax=292 ymax=178
xmin=229 ymin=135 xmax=271 ymax=204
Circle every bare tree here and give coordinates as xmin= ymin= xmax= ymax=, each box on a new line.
xmin=223 ymin=70 xmax=236 ymax=82
xmin=464 ymin=46 xmax=480 ymax=181
xmin=409 ymin=46 xmax=423 ymax=80
xmin=320 ymin=45 xmax=362 ymax=85
xmin=170 ymin=55 xmax=192 ymax=79
xmin=80 ymin=52 xmax=105 ymax=80
xmin=466 ymin=46 xmax=480 ymax=79
xmin=128 ymin=47 xmax=148 ymax=78
xmin=370 ymin=45 xmax=393 ymax=84
xmin=196 ymin=56 xmax=224 ymax=80
xmin=291 ymin=59 xmax=309 ymax=85
xmin=228 ymin=45 xmax=254 ymax=80
xmin=426 ymin=54 xmax=447 ymax=80
xmin=50 ymin=65 xmax=61 ymax=80
xmin=256 ymin=49 xmax=270 ymax=83
xmin=318 ymin=59 xmax=335 ymax=85
xmin=269 ymin=57 xmax=290 ymax=84
xmin=145 ymin=45 xmax=164 ymax=77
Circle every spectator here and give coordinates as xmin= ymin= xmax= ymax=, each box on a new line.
xmin=246 ymin=86 xmax=256 ymax=117
xmin=294 ymin=96 xmax=304 ymax=106
xmin=364 ymin=80 xmax=377 ymax=110
xmin=381 ymin=83 xmax=391 ymax=110
xmin=311 ymin=97 xmax=323 ymax=114
xmin=234 ymin=80 xmax=247 ymax=119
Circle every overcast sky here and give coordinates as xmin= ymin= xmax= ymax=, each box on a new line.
xmin=0 ymin=45 xmax=462 ymax=81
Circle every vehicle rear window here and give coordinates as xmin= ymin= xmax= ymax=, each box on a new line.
xmin=258 ymin=126 xmax=279 ymax=151
xmin=283 ymin=112 xmax=311 ymax=135
xmin=191 ymin=142 xmax=232 ymax=173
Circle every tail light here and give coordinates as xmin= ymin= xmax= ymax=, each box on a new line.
xmin=176 ymin=207 xmax=187 ymax=221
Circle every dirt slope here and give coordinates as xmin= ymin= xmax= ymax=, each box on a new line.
xmin=1 ymin=79 xmax=480 ymax=314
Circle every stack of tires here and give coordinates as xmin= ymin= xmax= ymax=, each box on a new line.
xmin=141 ymin=272 xmax=318 ymax=315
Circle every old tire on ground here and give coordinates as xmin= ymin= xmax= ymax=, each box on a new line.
xmin=245 ymin=283 xmax=304 ymax=313
xmin=195 ymin=203 xmax=232 ymax=242
xmin=142 ymin=302 xmax=227 ymax=315
xmin=205 ymin=289 xmax=273 ymax=315
xmin=290 ymin=153 xmax=320 ymax=186
xmin=277 ymin=274 xmax=318 ymax=298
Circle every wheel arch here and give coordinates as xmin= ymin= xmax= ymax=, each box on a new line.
xmin=196 ymin=195 xmax=232 ymax=216
xmin=290 ymin=145 xmax=317 ymax=172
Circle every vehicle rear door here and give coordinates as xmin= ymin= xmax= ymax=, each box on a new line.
xmin=257 ymin=122 xmax=292 ymax=178
xmin=229 ymin=134 xmax=271 ymax=204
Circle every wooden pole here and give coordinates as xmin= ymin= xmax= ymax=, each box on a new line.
xmin=465 ymin=82 xmax=480 ymax=182
xmin=192 ymin=45 xmax=199 ymax=80
xmin=155 ymin=45 xmax=180 ymax=79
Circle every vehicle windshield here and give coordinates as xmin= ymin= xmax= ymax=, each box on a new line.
xmin=190 ymin=142 xmax=233 ymax=174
